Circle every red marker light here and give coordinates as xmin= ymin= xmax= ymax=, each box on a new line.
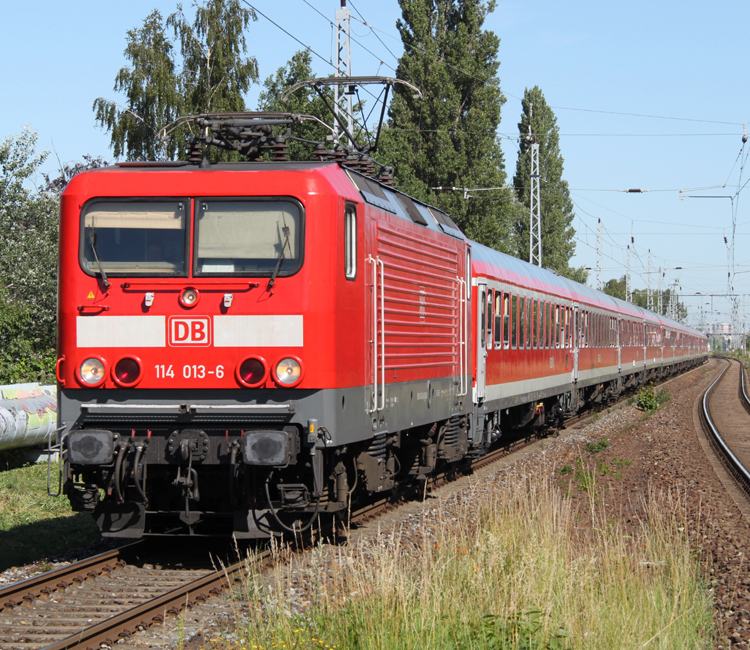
xmin=113 ymin=357 xmax=142 ymax=387
xmin=236 ymin=357 xmax=268 ymax=388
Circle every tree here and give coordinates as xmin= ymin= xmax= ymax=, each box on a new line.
xmin=376 ymin=0 xmax=516 ymax=251
xmin=602 ymin=275 xmax=626 ymax=301
xmin=0 ymin=129 xmax=58 ymax=383
xmin=42 ymin=155 xmax=109 ymax=195
xmin=513 ymin=86 xmax=582 ymax=281
xmin=94 ymin=1 xmax=258 ymax=161
xmin=93 ymin=10 xmax=180 ymax=161
xmin=257 ymin=50 xmax=337 ymax=161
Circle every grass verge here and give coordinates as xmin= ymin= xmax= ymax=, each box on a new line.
xmin=225 ymin=476 xmax=713 ymax=650
xmin=0 ymin=463 xmax=100 ymax=571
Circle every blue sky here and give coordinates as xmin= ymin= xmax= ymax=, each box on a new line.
xmin=2 ymin=0 xmax=748 ymax=326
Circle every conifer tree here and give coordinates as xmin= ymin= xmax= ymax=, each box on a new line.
xmin=94 ymin=1 xmax=258 ymax=161
xmin=513 ymin=86 xmax=585 ymax=281
xmin=377 ymin=0 xmax=517 ymax=251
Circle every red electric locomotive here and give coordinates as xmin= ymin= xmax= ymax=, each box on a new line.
xmin=56 ymin=111 xmax=707 ymax=538
xmin=57 ymin=113 xmax=472 ymax=537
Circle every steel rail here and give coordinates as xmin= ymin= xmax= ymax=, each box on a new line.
xmin=739 ymin=360 xmax=750 ymax=418
xmin=40 ymin=558 xmax=253 ymax=650
xmin=701 ymin=359 xmax=750 ymax=496
xmin=0 ymin=547 xmax=126 ymax=611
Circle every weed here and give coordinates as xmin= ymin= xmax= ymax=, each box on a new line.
xmin=626 ymin=396 xmax=636 ymax=406
xmin=476 ymin=609 xmax=572 ymax=650
xmin=584 ymin=439 xmax=610 ymax=454
xmin=656 ymin=388 xmax=671 ymax=405
xmin=597 ymin=460 xmax=611 ymax=476
xmin=575 ymin=458 xmax=597 ymax=495
xmin=177 ymin=612 xmax=184 ymax=650
xmin=611 ymin=457 xmax=633 ymax=469
xmin=559 ymin=465 xmax=573 ymax=476
xmin=637 ymin=383 xmax=658 ymax=412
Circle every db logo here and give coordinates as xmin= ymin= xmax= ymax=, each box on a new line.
xmin=168 ymin=317 xmax=211 ymax=346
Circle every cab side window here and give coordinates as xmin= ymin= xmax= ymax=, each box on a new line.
xmin=344 ymin=203 xmax=357 ymax=280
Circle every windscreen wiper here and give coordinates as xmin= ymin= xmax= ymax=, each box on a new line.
xmin=88 ymin=230 xmax=110 ymax=290
xmin=267 ymin=226 xmax=291 ymax=290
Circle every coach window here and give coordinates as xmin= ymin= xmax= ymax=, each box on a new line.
xmin=511 ymin=295 xmax=518 ymax=349
xmin=552 ymin=304 xmax=557 ymax=348
xmin=486 ymin=290 xmax=493 ymax=350
xmin=550 ymin=302 xmax=555 ymax=349
xmin=495 ymin=292 xmax=503 ymax=348
xmin=525 ymin=298 xmax=531 ymax=349
xmin=344 ymin=203 xmax=357 ymax=280
xmin=81 ymin=199 xmax=188 ymax=276
xmin=519 ymin=297 xmax=526 ymax=349
xmin=503 ymin=293 xmax=510 ymax=348
xmin=194 ymin=199 xmax=303 ymax=276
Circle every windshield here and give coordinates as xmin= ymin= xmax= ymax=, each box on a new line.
xmin=194 ymin=199 xmax=302 ymax=276
xmin=81 ymin=200 xmax=187 ymax=276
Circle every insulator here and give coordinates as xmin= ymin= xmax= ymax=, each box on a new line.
xmin=269 ymin=139 xmax=289 ymax=161
xmin=377 ymin=166 xmax=395 ymax=186
xmin=186 ymin=138 xmax=204 ymax=164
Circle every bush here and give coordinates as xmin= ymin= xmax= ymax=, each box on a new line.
xmin=637 ymin=384 xmax=658 ymax=412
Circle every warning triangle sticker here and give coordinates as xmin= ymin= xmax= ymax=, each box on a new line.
xmin=87 ymin=291 xmax=95 ymax=299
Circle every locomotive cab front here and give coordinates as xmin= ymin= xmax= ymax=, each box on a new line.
xmin=57 ymin=161 xmax=365 ymax=537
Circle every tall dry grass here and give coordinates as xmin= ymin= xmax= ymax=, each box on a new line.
xmin=229 ymin=473 xmax=713 ymax=650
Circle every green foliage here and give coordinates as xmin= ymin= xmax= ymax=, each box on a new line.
xmin=94 ymin=0 xmax=259 ymax=161
xmin=602 ymin=275 xmax=627 ymax=300
xmin=624 ymin=286 xmax=687 ymax=319
xmin=377 ymin=0 xmax=518 ymax=251
xmin=93 ymin=10 xmax=180 ymax=160
xmin=513 ymin=87 xmax=578 ymax=279
xmin=611 ymin=457 xmax=632 ymax=469
xmin=0 ymin=463 xmax=100 ymax=571
xmin=258 ymin=50 xmax=338 ymax=161
xmin=574 ymin=457 xmax=596 ymax=494
xmin=476 ymin=609 xmax=572 ymax=649
xmin=656 ymin=387 xmax=671 ymax=406
xmin=0 ymin=129 xmax=59 ymax=383
xmin=637 ymin=383 xmax=660 ymax=412
xmin=584 ymin=439 xmax=610 ymax=454
xmin=559 ymin=465 xmax=572 ymax=476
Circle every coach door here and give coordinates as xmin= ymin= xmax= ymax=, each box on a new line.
xmin=476 ymin=281 xmax=488 ymax=402
xmin=572 ymin=303 xmax=580 ymax=382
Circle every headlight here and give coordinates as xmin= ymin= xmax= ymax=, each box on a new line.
xmin=179 ymin=287 xmax=200 ymax=308
xmin=79 ymin=358 xmax=106 ymax=387
xmin=274 ymin=357 xmax=303 ymax=387
xmin=68 ymin=430 xmax=114 ymax=464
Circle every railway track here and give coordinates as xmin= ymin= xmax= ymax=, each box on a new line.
xmin=0 ymin=365 xmax=703 ymax=649
xmin=0 ymin=542 xmax=249 ymax=650
xmin=700 ymin=357 xmax=750 ymax=497
xmin=0 ymin=433 xmax=544 ymax=650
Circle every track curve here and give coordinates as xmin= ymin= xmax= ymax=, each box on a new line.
xmin=701 ymin=358 xmax=750 ymax=498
